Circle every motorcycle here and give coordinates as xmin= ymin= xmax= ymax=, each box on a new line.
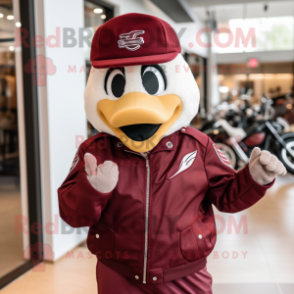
xmin=204 ymin=99 xmax=294 ymax=174
xmin=201 ymin=89 xmax=256 ymax=133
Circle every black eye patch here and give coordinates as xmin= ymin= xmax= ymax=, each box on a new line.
xmin=104 ymin=67 xmax=125 ymax=96
xmin=141 ymin=65 xmax=167 ymax=95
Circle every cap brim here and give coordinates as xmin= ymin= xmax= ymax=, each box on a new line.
xmin=91 ymin=52 xmax=179 ymax=69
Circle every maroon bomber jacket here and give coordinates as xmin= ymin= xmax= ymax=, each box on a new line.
xmin=58 ymin=127 xmax=273 ymax=285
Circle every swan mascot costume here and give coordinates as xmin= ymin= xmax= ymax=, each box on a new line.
xmin=58 ymin=13 xmax=286 ymax=294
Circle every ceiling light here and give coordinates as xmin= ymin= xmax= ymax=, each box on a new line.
xmin=101 ymin=14 xmax=106 ymax=19
xmin=9 ymin=46 xmax=14 ymax=51
xmin=7 ymin=15 xmax=14 ymax=20
xmin=0 ymin=13 xmax=3 ymax=18
xmin=94 ymin=8 xmax=103 ymax=14
xmin=15 ymin=22 xmax=21 ymax=27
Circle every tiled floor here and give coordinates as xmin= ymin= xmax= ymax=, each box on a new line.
xmin=213 ymin=283 xmax=294 ymax=294
xmin=1 ymin=174 xmax=294 ymax=293
xmin=1 ymin=247 xmax=97 ymax=294
xmin=208 ymin=173 xmax=294 ymax=287
xmin=0 ymin=178 xmax=26 ymax=278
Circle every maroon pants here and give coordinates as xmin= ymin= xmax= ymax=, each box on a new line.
xmin=97 ymin=261 xmax=213 ymax=294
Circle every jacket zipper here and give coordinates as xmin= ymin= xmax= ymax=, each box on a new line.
xmin=143 ymin=157 xmax=150 ymax=284
xmin=124 ymin=150 xmax=150 ymax=283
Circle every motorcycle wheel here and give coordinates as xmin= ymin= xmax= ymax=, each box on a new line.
xmin=215 ymin=143 xmax=237 ymax=169
xmin=277 ymin=137 xmax=294 ymax=174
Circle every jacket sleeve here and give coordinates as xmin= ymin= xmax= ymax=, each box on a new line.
xmin=204 ymin=139 xmax=274 ymax=213
xmin=58 ymin=143 xmax=112 ymax=228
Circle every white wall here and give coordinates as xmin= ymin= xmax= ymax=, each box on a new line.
xmin=35 ymin=0 xmax=87 ymax=260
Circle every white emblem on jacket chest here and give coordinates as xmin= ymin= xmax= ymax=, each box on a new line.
xmin=168 ymin=150 xmax=197 ymax=179
xmin=117 ymin=30 xmax=145 ymax=51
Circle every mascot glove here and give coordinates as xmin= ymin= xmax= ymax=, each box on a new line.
xmin=84 ymin=153 xmax=119 ymax=193
xmin=249 ymin=147 xmax=287 ymax=185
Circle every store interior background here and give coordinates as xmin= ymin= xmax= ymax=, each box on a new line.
xmin=0 ymin=0 xmax=293 ymax=293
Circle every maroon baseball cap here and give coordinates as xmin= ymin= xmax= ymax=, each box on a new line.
xmin=90 ymin=13 xmax=181 ymax=68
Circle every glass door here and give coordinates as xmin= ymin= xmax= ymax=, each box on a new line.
xmin=0 ymin=0 xmax=43 ymax=289
xmin=0 ymin=0 xmax=25 ymax=280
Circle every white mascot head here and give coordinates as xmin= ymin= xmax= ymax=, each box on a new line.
xmin=84 ymin=13 xmax=200 ymax=152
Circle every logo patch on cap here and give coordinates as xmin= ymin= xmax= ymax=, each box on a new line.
xmin=117 ymin=30 xmax=145 ymax=51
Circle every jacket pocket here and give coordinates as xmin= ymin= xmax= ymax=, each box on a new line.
xmin=87 ymin=222 xmax=115 ymax=258
xmin=180 ymin=222 xmax=213 ymax=262
xmin=180 ymin=225 xmax=200 ymax=262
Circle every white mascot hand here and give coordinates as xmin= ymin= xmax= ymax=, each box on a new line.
xmin=84 ymin=153 xmax=119 ymax=193
xmin=249 ymin=147 xmax=287 ymax=185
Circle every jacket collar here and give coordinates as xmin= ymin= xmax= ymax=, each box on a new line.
xmin=113 ymin=132 xmax=179 ymax=155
